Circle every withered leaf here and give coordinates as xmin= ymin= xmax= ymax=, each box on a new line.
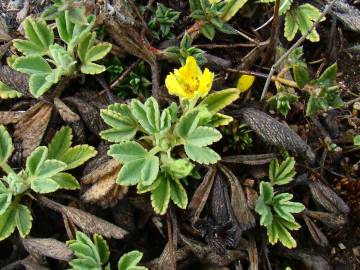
xmin=21 ymin=256 xmax=50 ymax=270
xmin=302 ymin=214 xmax=329 ymax=247
xmin=0 ymin=111 xmax=25 ymax=124
xmin=329 ymin=0 xmax=360 ymax=32
xmin=37 ymin=195 xmax=127 ymax=239
xmin=280 ymin=249 xmax=331 ymax=270
xmin=304 ymin=210 xmax=348 ymax=229
xmin=188 ymin=166 xmax=216 ymax=225
xmin=14 ymin=102 xmax=53 ymax=157
xmin=308 ymin=181 xmax=350 ymax=214
xmin=53 ymin=98 xmax=85 ymax=143
xmin=218 ymin=164 xmax=256 ymax=231
xmin=248 ymin=237 xmax=258 ymax=270
xmin=63 ymin=96 xmax=106 ymax=135
xmin=21 ymin=238 xmax=73 ymax=262
xmin=221 ymin=153 xmax=276 ymax=165
xmin=82 ymin=159 xmax=128 ymax=207
xmin=240 ymin=108 xmax=315 ymax=163
xmin=0 ymin=16 xmax=11 ymax=41
xmin=0 ymin=66 xmax=30 ymax=96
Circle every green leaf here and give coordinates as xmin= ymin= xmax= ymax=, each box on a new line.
xmin=199 ymin=88 xmax=240 ymax=113
xmin=145 ymin=97 xmax=161 ymax=132
xmin=164 ymin=158 xmax=194 ymax=179
xmin=186 ymin=126 xmax=222 ymax=146
xmin=130 ymin=99 xmax=155 ymax=134
xmin=116 ymin=159 xmax=144 ymax=186
xmin=200 ymin=24 xmax=216 ymax=40
xmin=49 ymin=44 xmax=76 ymax=75
xmin=0 ymin=125 xmax=14 ymax=165
xmin=293 ymin=64 xmax=309 ymax=88
xmin=12 ymin=56 xmax=52 ymax=75
xmin=13 ymin=17 xmax=54 ymax=56
xmin=255 ymin=182 xmax=273 ymax=226
xmin=151 ymin=175 xmax=170 ymax=215
xmin=354 ymin=135 xmax=360 ymax=146
xmin=56 ymin=10 xmax=95 ymax=49
xmin=0 ymin=182 xmax=12 ymax=215
xmin=141 ymin=156 xmax=160 ymax=186
xmin=221 ymin=0 xmax=248 ymax=22
xmin=267 ymin=216 xmax=299 ymax=248
xmin=109 ymin=142 xmax=147 ymax=163
xmin=94 ymin=234 xmax=110 ymax=265
xmin=207 ymin=113 xmax=233 ymax=127
xmin=101 ymin=109 xmax=137 ymax=131
xmin=184 ymin=144 xmax=220 ymax=164
xmin=0 ymin=204 xmax=17 ymax=241
xmin=59 ymin=145 xmax=97 ymax=170
xmin=31 ymin=177 xmax=60 ymax=193
xmin=15 ymin=204 xmax=33 ymax=238
xmin=318 ymin=63 xmax=337 ymax=84
xmin=118 ymin=250 xmax=147 ymax=270
xmin=33 ymin=160 xmax=67 ymax=179
xmin=284 ymin=12 xmax=298 ymax=41
xmin=52 ymin=172 xmax=80 ymax=190
xmin=26 ymin=146 xmax=48 ymax=176
xmin=68 ymin=7 xmax=88 ymax=25
xmin=48 ymin=126 xmax=73 ymax=160
xmin=175 ymin=110 xmax=200 ymax=138
xmin=100 ymin=128 xmax=137 ymax=143
xmin=294 ymin=4 xmax=323 ymax=42
xmin=0 ymin=81 xmax=23 ymax=99
xmin=68 ymin=231 xmax=110 ymax=269
xmin=269 ymin=157 xmax=296 ymax=186
xmin=169 ymin=178 xmax=188 ymax=209
xmin=77 ymin=32 xmax=112 ymax=75
xmin=29 ymin=73 xmax=55 ymax=98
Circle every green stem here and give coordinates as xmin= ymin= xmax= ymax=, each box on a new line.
xmin=0 ymin=163 xmax=15 ymax=175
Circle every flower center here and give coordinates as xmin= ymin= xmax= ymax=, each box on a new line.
xmin=184 ymin=76 xmax=200 ymax=95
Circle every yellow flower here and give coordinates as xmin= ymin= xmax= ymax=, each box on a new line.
xmin=165 ymin=56 xmax=214 ymax=100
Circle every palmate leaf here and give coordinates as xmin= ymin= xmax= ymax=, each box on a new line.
xmin=48 ymin=126 xmax=97 ymax=170
xmin=13 ymin=17 xmax=54 ymax=56
xmin=269 ymin=157 xmax=296 ymax=186
xmin=56 ymin=10 xmax=95 ymax=50
xmin=151 ymin=175 xmax=170 ymax=215
xmin=49 ymin=44 xmax=77 ymax=76
xmin=273 ymin=193 xmax=305 ymax=222
xmin=255 ymin=182 xmax=274 ymax=226
xmin=130 ymin=99 xmax=156 ymax=134
xmin=0 ymin=81 xmax=23 ymax=99
xmin=0 ymin=125 xmax=14 ymax=165
xmin=118 ymin=250 xmax=147 ymax=270
xmin=100 ymin=106 xmax=138 ymax=142
xmin=284 ymin=4 xmax=324 ymax=42
xmin=68 ymin=231 xmax=110 ymax=270
xmin=184 ymin=144 xmax=220 ymax=164
xmin=109 ymin=142 xmax=159 ymax=186
xmin=266 ymin=216 xmax=301 ymax=248
xmin=77 ymin=32 xmax=112 ymax=74
xmin=52 ymin=172 xmax=80 ymax=190
xmin=199 ymin=88 xmax=240 ymax=113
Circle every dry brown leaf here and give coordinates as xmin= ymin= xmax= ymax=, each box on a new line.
xmin=21 ymin=256 xmax=50 ymax=270
xmin=302 ymin=214 xmax=329 ymax=247
xmin=54 ymin=98 xmax=85 ymax=143
xmin=0 ymin=111 xmax=26 ymax=124
xmin=218 ymin=164 xmax=256 ymax=231
xmin=304 ymin=210 xmax=348 ymax=229
xmin=14 ymin=102 xmax=53 ymax=157
xmin=21 ymin=238 xmax=73 ymax=262
xmin=221 ymin=153 xmax=276 ymax=165
xmin=240 ymin=108 xmax=315 ymax=163
xmin=37 ymin=195 xmax=127 ymax=239
xmin=0 ymin=16 xmax=11 ymax=41
xmin=188 ymin=166 xmax=216 ymax=225
xmin=0 ymin=66 xmax=30 ymax=96
xmin=81 ymin=158 xmax=128 ymax=207
xmin=308 ymin=180 xmax=350 ymax=214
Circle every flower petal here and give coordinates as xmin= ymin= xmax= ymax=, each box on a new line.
xmin=198 ymin=68 xmax=214 ymax=97
xmin=165 ymin=73 xmax=187 ymax=98
xmin=178 ymin=56 xmax=202 ymax=83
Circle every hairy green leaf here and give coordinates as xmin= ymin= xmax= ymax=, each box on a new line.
xmin=48 ymin=126 xmax=73 ymax=160
xmin=186 ymin=126 xmax=222 ymax=146
xmin=109 ymin=142 xmax=147 ymax=163
xmin=118 ymin=250 xmax=147 ymax=270
xmin=0 ymin=204 xmax=17 ymax=240
xmin=169 ymin=178 xmax=188 ymax=209
xmin=199 ymin=88 xmax=240 ymax=113
xmin=59 ymin=145 xmax=97 ymax=170
xmin=269 ymin=157 xmax=296 ymax=186
xmin=0 ymin=182 xmax=12 ymax=215
xmin=175 ymin=110 xmax=200 ymax=138
xmin=0 ymin=81 xmax=23 ymax=99
xmin=151 ymin=175 xmax=170 ymax=215
xmin=221 ymin=0 xmax=248 ymax=22
xmin=184 ymin=144 xmax=220 ymax=164
xmin=15 ymin=204 xmax=33 ymax=238
xmin=13 ymin=17 xmax=54 ymax=56
xmin=52 ymin=172 xmax=80 ymax=190
xmin=0 ymin=125 xmax=14 ymax=165
xmin=31 ymin=177 xmax=60 ymax=193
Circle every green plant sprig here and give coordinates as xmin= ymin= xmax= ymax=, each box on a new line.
xmin=255 ymin=157 xmax=305 ymax=249
xmin=100 ymin=89 xmax=239 ymax=214
xmin=2 ymin=6 xmax=111 ymax=98
xmin=0 ymin=126 xmax=97 ymax=240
